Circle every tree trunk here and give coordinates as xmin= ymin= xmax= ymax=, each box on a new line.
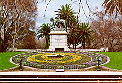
xmin=75 ymin=44 xmax=77 ymax=49
xmin=0 ymin=39 xmax=5 ymax=52
xmin=45 ymin=37 xmax=49 ymax=49
xmin=82 ymin=37 xmax=85 ymax=49
xmin=12 ymin=36 xmax=15 ymax=52
xmin=0 ymin=29 xmax=8 ymax=52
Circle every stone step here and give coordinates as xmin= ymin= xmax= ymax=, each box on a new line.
xmin=1 ymin=72 xmax=122 ymax=83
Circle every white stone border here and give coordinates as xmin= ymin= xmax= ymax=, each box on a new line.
xmin=68 ymin=53 xmax=111 ymax=71
xmin=0 ymin=54 xmax=21 ymax=72
xmin=10 ymin=52 xmax=110 ymax=71
xmin=10 ymin=57 xmax=19 ymax=65
xmin=9 ymin=53 xmax=54 ymax=71
xmin=101 ymin=55 xmax=110 ymax=65
xmin=10 ymin=53 xmax=27 ymax=66
xmin=0 ymin=66 xmax=19 ymax=72
xmin=80 ymin=53 xmax=110 ymax=70
xmin=101 ymin=66 xmax=122 ymax=72
xmin=0 ymin=53 xmax=26 ymax=72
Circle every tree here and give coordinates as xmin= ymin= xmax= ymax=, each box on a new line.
xmin=22 ymin=31 xmax=37 ymax=49
xmin=90 ymin=11 xmax=122 ymax=52
xmin=37 ymin=23 xmax=52 ymax=48
xmin=55 ymin=4 xmax=78 ymax=32
xmin=67 ymin=23 xmax=93 ymax=49
xmin=54 ymin=4 xmax=80 ymax=49
xmin=0 ymin=0 xmax=37 ymax=52
xmin=103 ymin=0 xmax=122 ymax=14
xmin=68 ymin=30 xmax=80 ymax=49
xmin=54 ymin=4 xmax=93 ymax=49
xmin=77 ymin=23 xmax=93 ymax=49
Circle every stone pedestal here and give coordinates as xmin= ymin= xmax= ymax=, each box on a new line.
xmin=48 ymin=31 xmax=70 ymax=51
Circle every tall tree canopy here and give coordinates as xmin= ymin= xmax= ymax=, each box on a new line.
xmin=0 ymin=0 xmax=37 ymax=52
xmin=90 ymin=11 xmax=122 ymax=52
xmin=54 ymin=4 xmax=93 ymax=49
xmin=37 ymin=23 xmax=52 ymax=48
xmin=77 ymin=23 xmax=93 ymax=49
xmin=55 ymin=4 xmax=78 ymax=32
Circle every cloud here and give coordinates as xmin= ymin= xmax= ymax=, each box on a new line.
xmin=36 ymin=0 xmax=104 ymax=27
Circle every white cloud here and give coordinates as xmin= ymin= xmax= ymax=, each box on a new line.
xmin=36 ymin=0 xmax=104 ymax=27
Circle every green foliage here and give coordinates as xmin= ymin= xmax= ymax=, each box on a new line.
xmin=77 ymin=23 xmax=93 ymax=48
xmin=55 ymin=4 xmax=76 ymax=20
xmin=37 ymin=23 xmax=51 ymax=39
xmin=68 ymin=30 xmax=80 ymax=49
xmin=43 ymin=43 xmax=49 ymax=49
xmin=68 ymin=23 xmax=93 ymax=49
xmin=0 ymin=52 xmax=25 ymax=70
xmin=55 ymin=4 xmax=77 ymax=31
xmin=55 ymin=4 xmax=93 ymax=49
xmin=1 ymin=52 xmax=122 ymax=70
xmin=37 ymin=23 xmax=52 ymax=48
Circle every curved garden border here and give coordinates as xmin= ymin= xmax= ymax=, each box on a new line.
xmin=10 ymin=52 xmax=109 ymax=70
xmin=0 ymin=52 xmax=116 ymax=72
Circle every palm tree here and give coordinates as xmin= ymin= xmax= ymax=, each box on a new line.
xmin=68 ymin=30 xmax=80 ymax=49
xmin=55 ymin=4 xmax=78 ymax=32
xmin=68 ymin=23 xmax=93 ymax=49
xmin=37 ymin=23 xmax=52 ymax=48
xmin=77 ymin=23 xmax=93 ymax=49
xmin=103 ymin=0 xmax=122 ymax=14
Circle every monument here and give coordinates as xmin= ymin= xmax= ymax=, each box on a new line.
xmin=48 ymin=31 xmax=70 ymax=51
xmin=48 ymin=17 xmax=70 ymax=51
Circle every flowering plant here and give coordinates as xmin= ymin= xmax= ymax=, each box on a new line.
xmin=28 ymin=53 xmax=82 ymax=65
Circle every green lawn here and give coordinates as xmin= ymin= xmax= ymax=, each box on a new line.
xmin=0 ymin=52 xmax=25 ymax=70
xmin=97 ymin=52 xmax=122 ymax=70
xmin=0 ymin=52 xmax=122 ymax=70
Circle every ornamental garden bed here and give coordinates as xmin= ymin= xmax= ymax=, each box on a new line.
xmin=11 ymin=52 xmax=108 ymax=69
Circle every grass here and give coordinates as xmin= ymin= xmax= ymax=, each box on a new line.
xmin=97 ymin=52 xmax=122 ymax=70
xmin=0 ymin=52 xmax=122 ymax=70
xmin=0 ymin=52 xmax=25 ymax=70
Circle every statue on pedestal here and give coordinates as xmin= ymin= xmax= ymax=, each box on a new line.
xmin=50 ymin=17 xmax=66 ymax=31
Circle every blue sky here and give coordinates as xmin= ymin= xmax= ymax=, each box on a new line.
xmin=36 ymin=0 xmax=104 ymax=27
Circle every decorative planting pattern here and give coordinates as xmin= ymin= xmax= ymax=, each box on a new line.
xmin=11 ymin=52 xmax=108 ymax=69
xmin=28 ymin=53 xmax=83 ymax=65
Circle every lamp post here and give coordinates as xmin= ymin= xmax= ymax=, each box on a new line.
xmin=19 ymin=58 xmax=23 ymax=71
xmin=97 ymin=56 xmax=101 ymax=71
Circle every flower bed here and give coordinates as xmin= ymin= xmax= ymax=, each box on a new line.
xmin=28 ymin=53 xmax=83 ymax=65
xmin=11 ymin=52 xmax=108 ymax=69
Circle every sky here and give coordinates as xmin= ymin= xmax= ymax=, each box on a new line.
xmin=36 ymin=0 xmax=104 ymax=27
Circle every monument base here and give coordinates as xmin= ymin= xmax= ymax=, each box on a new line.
xmin=48 ymin=46 xmax=70 ymax=51
xmin=48 ymin=31 xmax=70 ymax=52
